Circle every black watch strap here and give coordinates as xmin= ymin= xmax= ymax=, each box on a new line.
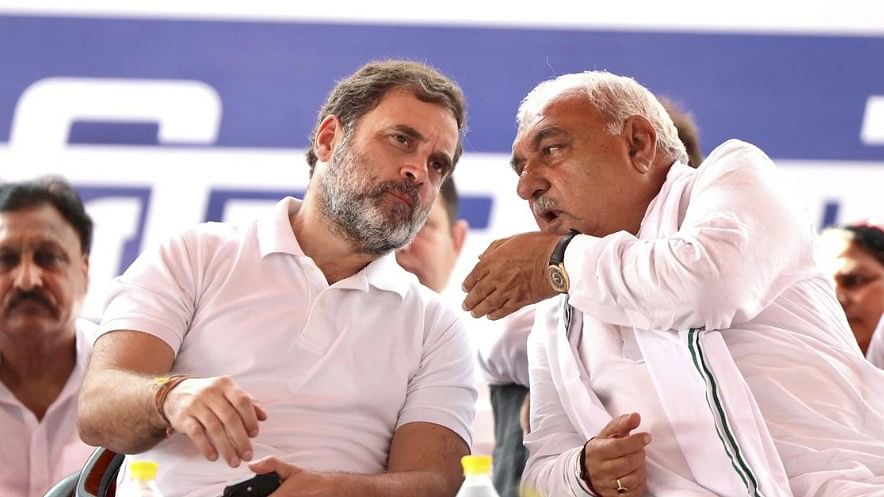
xmin=549 ymin=230 xmax=580 ymax=266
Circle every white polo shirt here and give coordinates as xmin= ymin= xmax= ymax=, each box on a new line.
xmin=98 ymin=197 xmax=477 ymax=497
xmin=0 ymin=320 xmax=97 ymax=497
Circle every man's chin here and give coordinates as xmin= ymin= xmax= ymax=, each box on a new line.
xmin=2 ymin=315 xmax=63 ymax=336
xmin=538 ymin=222 xmax=573 ymax=236
xmin=355 ymin=232 xmax=414 ymax=256
xmin=5 ymin=303 xmax=58 ymax=319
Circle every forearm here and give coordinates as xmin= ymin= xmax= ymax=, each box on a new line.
xmin=565 ymin=232 xmax=745 ymax=330
xmin=308 ymin=470 xmax=457 ymax=497
xmin=78 ymin=367 xmax=167 ymax=453
xmin=566 ymin=145 xmax=808 ymax=332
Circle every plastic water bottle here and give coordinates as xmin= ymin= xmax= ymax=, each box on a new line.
xmin=455 ymin=455 xmax=500 ymax=497
xmin=117 ymin=460 xmax=164 ymax=497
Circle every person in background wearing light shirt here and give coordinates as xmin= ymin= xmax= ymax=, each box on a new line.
xmin=78 ymin=60 xmax=477 ymax=497
xmin=463 ymin=70 xmax=884 ymax=496
xmin=396 ymin=176 xmax=468 ymax=294
xmin=0 ymin=177 xmax=96 ymax=497
xmin=818 ymin=221 xmax=884 ymax=368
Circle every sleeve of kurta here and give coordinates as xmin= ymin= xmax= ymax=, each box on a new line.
xmin=521 ymin=307 xmax=594 ymax=497
xmin=563 ymin=140 xmax=812 ymax=332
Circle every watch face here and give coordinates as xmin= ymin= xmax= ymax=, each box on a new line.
xmin=547 ymin=265 xmax=569 ymax=293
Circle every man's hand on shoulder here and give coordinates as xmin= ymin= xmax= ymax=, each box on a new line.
xmin=462 ymin=232 xmax=560 ymax=320
xmin=164 ymin=375 xmax=268 ymax=468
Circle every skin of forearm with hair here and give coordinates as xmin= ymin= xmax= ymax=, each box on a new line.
xmin=302 ymin=471 xmax=455 ymax=497
xmin=253 ymin=422 xmax=467 ymax=497
xmin=78 ymin=367 xmax=168 ymax=454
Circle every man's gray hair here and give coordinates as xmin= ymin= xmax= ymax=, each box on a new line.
xmin=516 ymin=71 xmax=689 ymax=164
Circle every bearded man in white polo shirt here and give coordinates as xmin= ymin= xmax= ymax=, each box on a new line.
xmin=78 ymin=60 xmax=476 ymax=497
xmin=463 ymin=71 xmax=884 ymax=496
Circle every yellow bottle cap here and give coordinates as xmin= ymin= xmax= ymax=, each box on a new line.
xmin=461 ymin=455 xmax=492 ymax=476
xmin=129 ymin=460 xmax=159 ymax=481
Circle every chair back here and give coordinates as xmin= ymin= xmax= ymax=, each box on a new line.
xmin=75 ymin=447 xmax=125 ymax=497
xmin=43 ymin=472 xmax=78 ymax=497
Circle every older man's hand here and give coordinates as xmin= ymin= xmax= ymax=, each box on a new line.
xmin=583 ymin=413 xmax=650 ymax=497
xmin=462 ymin=232 xmax=560 ymax=320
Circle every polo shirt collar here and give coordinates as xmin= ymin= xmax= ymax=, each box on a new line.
xmin=257 ymin=197 xmax=410 ymax=300
xmin=364 ymin=252 xmax=410 ymax=300
xmin=257 ymin=197 xmax=306 ymax=258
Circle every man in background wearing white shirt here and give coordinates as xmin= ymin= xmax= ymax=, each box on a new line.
xmin=0 ymin=177 xmax=96 ymax=497
xmin=464 ymin=70 xmax=884 ymax=496
xmin=396 ymin=176 xmax=468 ymax=294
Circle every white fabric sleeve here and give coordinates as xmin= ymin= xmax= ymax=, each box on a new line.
xmin=521 ymin=315 xmax=593 ymax=497
xmin=96 ymin=230 xmax=200 ymax=353
xmin=476 ymin=304 xmax=534 ymax=386
xmin=564 ymin=141 xmax=812 ymax=332
xmin=397 ymin=312 xmax=477 ymax=447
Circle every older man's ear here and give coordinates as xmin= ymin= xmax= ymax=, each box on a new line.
xmin=623 ymin=115 xmax=657 ymax=174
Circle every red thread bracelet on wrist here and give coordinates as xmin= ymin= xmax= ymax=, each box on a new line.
xmin=153 ymin=374 xmax=191 ymax=436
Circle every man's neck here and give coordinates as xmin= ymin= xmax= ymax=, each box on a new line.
xmin=290 ymin=200 xmax=378 ymax=285
xmin=0 ymin=327 xmax=77 ymax=420
xmin=624 ymin=159 xmax=673 ymax=235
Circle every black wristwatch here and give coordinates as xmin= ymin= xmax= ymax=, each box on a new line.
xmin=547 ymin=230 xmax=579 ymax=293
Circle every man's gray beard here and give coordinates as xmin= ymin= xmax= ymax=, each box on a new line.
xmin=319 ymin=138 xmax=429 ymax=256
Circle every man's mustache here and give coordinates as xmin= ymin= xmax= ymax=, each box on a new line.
xmin=373 ymin=180 xmax=421 ymax=210
xmin=532 ymin=195 xmax=560 ymax=216
xmin=4 ymin=289 xmax=59 ymax=318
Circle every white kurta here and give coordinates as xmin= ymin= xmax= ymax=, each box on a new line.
xmin=522 ymin=140 xmax=884 ymax=497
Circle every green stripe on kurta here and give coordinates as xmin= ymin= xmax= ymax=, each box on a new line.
xmin=688 ymin=329 xmax=760 ymax=497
